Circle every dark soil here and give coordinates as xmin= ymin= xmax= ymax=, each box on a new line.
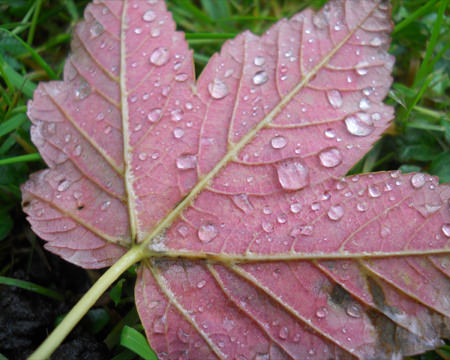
xmin=0 ymin=235 xmax=110 ymax=360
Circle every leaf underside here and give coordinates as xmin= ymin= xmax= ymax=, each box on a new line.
xmin=21 ymin=0 xmax=450 ymax=359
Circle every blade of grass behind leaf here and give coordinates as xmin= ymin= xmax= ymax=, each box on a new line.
xmin=0 ymin=275 xmax=63 ymax=301
xmin=120 ymin=326 xmax=158 ymax=360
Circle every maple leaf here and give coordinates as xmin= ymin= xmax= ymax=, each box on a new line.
xmin=21 ymin=0 xmax=450 ymax=359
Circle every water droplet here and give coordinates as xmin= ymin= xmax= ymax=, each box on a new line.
xmin=254 ymin=56 xmax=265 ymax=66
xmin=319 ymin=148 xmax=342 ymax=168
xmin=279 ymin=326 xmax=289 ymax=340
xmin=277 ymin=214 xmax=287 ymax=224
xmin=224 ymin=69 xmax=234 ymax=78
xmin=324 ymin=128 xmax=336 ymax=139
xmin=142 ymin=9 xmax=156 ymax=22
xmin=327 ymin=204 xmax=344 ymax=221
xmin=198 ymin=223 xmax=218 ymax=243
xmin=134 ymin=27 xmax=143 ymax=35
xmin=151 ymin=28 xmax=160 ymax=37
xmin=153 ymin=316 xmax=166 ymax=334
xmin=197 ymin=280 xmax=206 ymax=289
xmin=276 ymin=160 xmax=309 ymax=191
xmin=150 ymin=47 xmax=170 ymax=66
xmin=263 ymin=206 xmax=272 ymax=215
xmin=411 ymin=173 xmax=426 ymax=189
xmin=345 ymin=114 xmax=374 ymax=137
xmin=368 ymin=184 xmax=381 ymax=198
xmin=57 ymin=180 xmax=71 ymax=192
xmin=255 ymin=354 xmax=269 ymax=360
xmin=262 ymin=221 xmax=274 ymax=233
xmin=176 ymin=154 xmax=197 ymax=170
xmin=171 ymin=109 xmax=183 ymax=122
xmin=147 ymin=108 xmax=161 ymax=123
xmin=74 ymin=144 xmax=82 ymax=156
xmin=139 ymin=152 xmax=147 ymax=161
xmin=208 ymin=79 xmax=229 ymax=99
xmin=346 ymin=303 xmax=362 ymax=318
xmin=177 ymin=328 xmax=189 ymax=343
xmin=271 ymin=136 xmax=287 ymax=149
xmin=101 ymin=200 xmax=111 ymax=211
xmin=327 ymin=90 xmax=343 ymax=109
xmin=442 ymin=224 xmax=450 ymax=238
xmin=356 ymin=68 xmax=368 ymax=76
xmin=380 ymin=225 xmax=391 ymax=238
xmin=173 ymin=128 xmax=185 ymax=139
xmin=252 ymin=70 xmax=268 ymax=85
xmin=90 ymin=22 xmax=104 ymax=38
xmin=151 ymin=152 xmax=160 ymax=160
xmin=175 ymin=73 xmax=188 ymax=82
xmin=359 ymin=98 xmax=371 ymax=111
xmin=64 ymin=134 xmax=71 ymax=143
xmin=313 ymin=12 xmax=328 ymax=29
xmin=96 ymin=112 xmax=105 ymax=121
xmin=74 ymin=80 xmax=91 ymax=100
xmin=370 ymin=37 xmax=382 ymax=46
xmin=357 ymin=202 xmax=368 ymax=212
xmin=232 ymin=194 xmax=253 ymax=214
xmin=311 ymin=202 xmax=320 ymax=211
xmin=316 ymin=307 xmax=328 ymax=319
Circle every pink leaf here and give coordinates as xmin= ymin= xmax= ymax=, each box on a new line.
xmin=22 ymin=0 xmax=450 ymax=358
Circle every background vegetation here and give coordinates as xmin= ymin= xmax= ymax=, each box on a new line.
xmin=0 ymin=0 xmax=448 ymax=359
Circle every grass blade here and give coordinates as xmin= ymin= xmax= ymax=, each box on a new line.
xmin=120 ymin=326 xmax=158 ymax=360
xmin=0 ymin=275 xmax=63 ymax=301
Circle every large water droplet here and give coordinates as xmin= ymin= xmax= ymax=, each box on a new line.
xmin=252 ymin=70 xmax=268 ymax=85
xmin=345 ymin=114 xmax=374 ymax=137
xmin=327 ymin=90 xmax=343 ymax=109
xmin=171 ymin=109 xmax=183 ymax=122
xmin=368 ymin=184 xmax=381 ymax=198
xmin=176 ymin=154 xmax=197 ymax=170
xmin=279 ymin=326 xmax=289 ymax=340
xmin=254 ymin=56 xmax=265 ymax=66
xmin=57 ymin=179 xmax=71 ymax=192
xmin=74 ymin=80 xmax=91 ymax=100
xmin=346 ymin=303 xmax=362 ymax=318
xmin=150 ymin=47 xmax=170 ymax=66
xmin=90 ymin=22 xmax=104 ymax=38
xmin=232 ymin=194 xmax=254 ymax=214
xmin=142 ymin=9 xmax=156 ymax=22
xmin=208 ymin=79 xmax=229 ymax=99
xmin=138 ymin=152 xmax=147 ymax=161
xmin=198 ymin=223 xmax=218 ymax=243
xmin=173 ymin=128 xmax=185 ymax=139
xmin=411 ymin=173 xmax=426 ymax=189
xmin=147 ymin=108 xmax=161 ymax=123
xmin=359 ymin=98 xmax=371 ymax=111
xmin=442 ymin=224 xmax=450 ymax=238
xmin=327 ymin=204 xmax=344 ymax=221
xmin=290 ymin=202 xmax=302 ymax=214
xmin=271 ymin=136 xmax=287 ymax=149
xmin=276 ymin=160 xmax=309 ymax=191
xmin=319 ymin=148 xmax=342 ymax=168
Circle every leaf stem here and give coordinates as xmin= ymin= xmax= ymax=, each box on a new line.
xmin=28 ymin=246 xmax=146 ymax=360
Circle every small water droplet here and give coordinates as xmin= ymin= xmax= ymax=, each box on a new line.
xmin=380 ymin=225 xmax=391 ymax=238
xmin=150 ymin=47 xmax=170 ymax=66
xmin=252 ymin=70 xmax=268 ymax=85
xmin=64 ymin=134 xmax=71 ymax=143
xmin=316 ymin=307 xmax=328 ymax=319
xmin=208 ymin=79 xmax=229 ymax=99
xmin=101 ymin=200 xmax=111 ymax=211
xmin=74 ymin=144 xmax=82 ymax=156
xmin=313 ymin=12 xmax=328 ymax=29
xmin=254 ymin=56 xmax=265 ymax=66
xmin=328 ymin=204 xmax=344 ymax=221
xmin=276 ymin=160 xmax=309 ymax=191
xmin=151 ymin=28 xmax=160 ymax=37
xmin=175 ymin=73 xmax=188 ymax=82
xmin=138 ymin=152 xmax=147 ymax=161
xmin=277 ymin=214 xmax=287 ymax=224
xmin=271 ymin=136 xmax=287 ymax=149
xmin=173 ymin=128 xmax=185 ymax=139
xmin=142 ymin=9 xmax=156 ymax=22
xmin=134 ymin=27 xmax=143 ymax=35
xmin=262 ymin=221 xmax=274 ymax=233
xmin=370 ymin=37 xmax=382 ymax=46
xmin=171 ymin=109 xmax=183 ymax=122
xmin=324 ymin=128 xmax=336 ymax=139
xmin=74 ymin=81 xmax=91 ymax=100
xmin=197 ymin=280 xmax=206 ymax=289
xmin=345 ymin=114 xmax=374 ymax=137
xmin=279 ymin=326 xmax=289 ymax=340
xmin=442 ymin=224 xmax=450 ymax=238
xmin=327 ymin=90 xmax=343 ymax=109
xmin=411 ymin=173 xmax=426 ymax=189
xmin=198 ymin=223 xmax=218 ymax=243
xmin=359 ymin=98 xmax=371 ymax=111
xmin=90 ymin=22 xmax=104 ymax=38
xmin=357 ymin=202 xmax=368 ymax=212
xmin=356 ymin=68 xmax=368 ymax=76
xmin=153 ymin=316 xmax=166 ymax=334
xmin=232 ymin=194 xmax=253 ymax=214
xmin=57 ymin=180 xmax=71 ymax=192
xmin=311 ymin=202 xmax=320 ymax=211
xmin=319 ymin=148 xmax=342 ymax=168
xmin=346 ymin=303 xmax=362 ymax=318
xmin=151 ymin=152 xmax=160 ymax=160
xmin=368 ymin=184 xmax=381 ymax=198
xmin=176 ymin=154 xmax=197 ymax=170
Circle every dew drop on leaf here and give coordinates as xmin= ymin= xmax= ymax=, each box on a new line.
xmin=345 ymin=114 xmax=374 ymax=137
xmin=315 ymin=307 xmax=328 ymax=319
xmin=196 ymin=280 xmax=206 ymax=289
xmin=442 ymin=224 xmax=450 ymax=237
xmin=357 ymin=202 xmax=368 ymax=212
xmin=324 ymin=128 xmax=336 ymax=139
xmin=290 ymin=202 xmax=302 ymax=214
xmin=380 ymin=225 xmax=391 ymax=238
xmin=90 ymin=22 xmax=104 ymax=38
xmin=150 ymin=47 xmax=170 ymax=66
xmin=319 ymin=148 xmax=342 ymax=168
xmin=74 ymin=144 xmax=82 ymax=156
xmin=276 ymin=159 xmax=309 ymax=191
xmin=57 ymin=180 xmax=71 ymax=192
xmin=232 ymin=194 xmax=254 ymax=214
xmin=411 ymin=173 xmax=426 ymax=189
xmin=176 ymin=154 xmax=197 ymax=170
xmin=153 ymin=316 xmax=166 ymax=334
xmin=208 ymin=79 xmax=229 ymax=99
xmin=327 ymin=90 xmax=343 ymax=109
xmin=368 ymin=184 xmax=381 ymax=198
xmin=177 ymin=328 xmax=189 ymax=343
xmin=147 ymin=108 xmax=162 ymax=123
xmin=262 ymin=221 xmax=274 ymax=233
xmin=278 ymin=326 xmax=289 ymax=340
xmin=252 ymin=70 xmax=268 ymax=85
xmin=173 ymin=128 xmax=185 ymax=139
xmin=142 ymin=10 xmax=156 ymax=22
xmin=346 ymin=303 xmax=362 ymax=318
xmin=198 ymin=224 xmax=218 ymax=243
xmin=327 ymin=205 xmax=344 ymax=221
xmin=271 ymin=136 xmax=287 ymax=149
xmin=359 ymin=98 xmax=371 ymax=111
xmin=254 ymin=56 xmax=265 ymax=66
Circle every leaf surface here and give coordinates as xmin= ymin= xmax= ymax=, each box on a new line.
xmin=21 ymin=0 xmax=450 ymax=358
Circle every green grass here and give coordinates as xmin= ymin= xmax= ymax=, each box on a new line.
xmin=0 ymin=0 xmax=448 ymax=359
